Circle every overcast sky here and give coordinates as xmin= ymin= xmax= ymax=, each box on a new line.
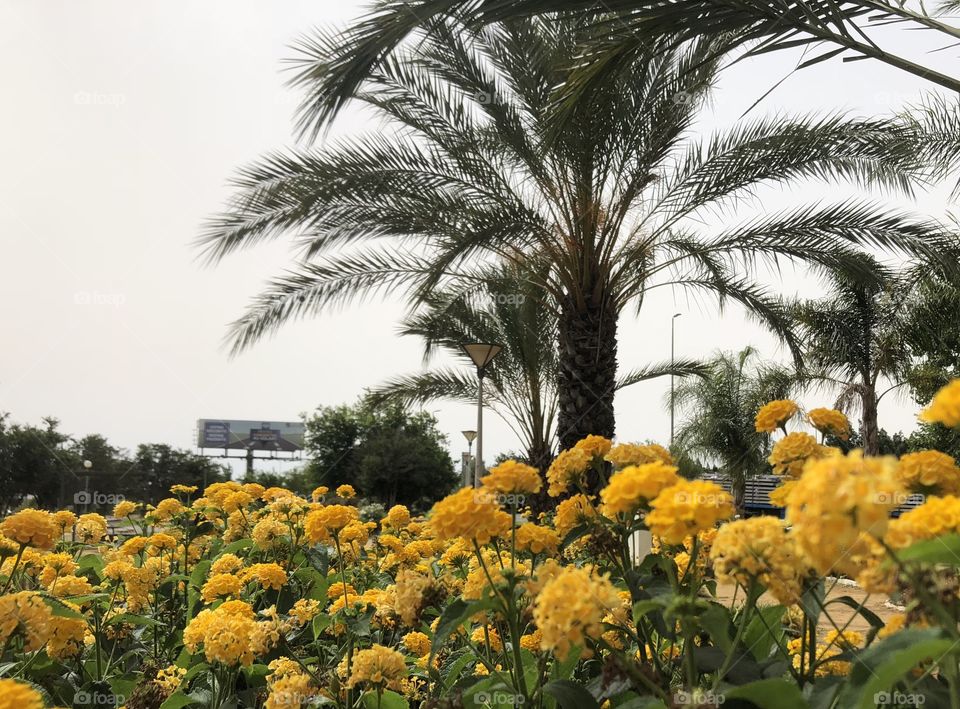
xmin=1 ymin=1 xmax=957 ymax=475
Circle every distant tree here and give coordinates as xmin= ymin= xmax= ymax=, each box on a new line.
xmin=673 ymin=348 xmax=797 ymax=513
xmin=903 ymin=274 xmax=960 ymax=406
xmin=242 ymin=467 xmax=313 ymax=497
xmin=304 ymin=399 xmax=457 ymax=510
xmin=0 ymin=415 xmax=78 ymax=512
xmin=126 ymin=444 xmax=229 ymax=505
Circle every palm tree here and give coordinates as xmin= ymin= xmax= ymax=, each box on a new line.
xmin=370 ymin=269 xmax=706 ymax=470
xmin=674 ymin=347 xmax=796 ymax=513
xmin=202 ymin=17 xmax=954 ymax=449
xmin=292 ymin=1 xmax=960 ymax=132
xmin=790 ymin=265 xmax=918 ymax=455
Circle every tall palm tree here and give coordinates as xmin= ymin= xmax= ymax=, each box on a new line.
xmin=202 ymin=17 xmax=954 ymax=448
xmin=292 ymin=1 xmax=960 ymax=132
xmin=371 ymin=270 xmax=706 ymax=470
xmin=790 ymin=265 xmax=919 ymax=455
xmin=674 ymin=347 xmax=796 ymax=513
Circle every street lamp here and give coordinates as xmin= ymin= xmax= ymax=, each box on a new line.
xmin=462 ymin=343 xmax=502 ymax=487
xmin=670 ymin=313 xmax=682 ymax=449
xmin=461 ymin=430 xmax=477 ymax=487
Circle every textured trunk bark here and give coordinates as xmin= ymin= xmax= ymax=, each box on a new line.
xmin=526 ymin=439 xmax=556 ymax=514
xmin=557 ymin=294 xmax=618 ymax=450
xmin=861 ymin=386 xmax=880 ymax=455
xmin=731 ymin=471 xmax=746 ymax=517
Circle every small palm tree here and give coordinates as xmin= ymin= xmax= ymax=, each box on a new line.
xmin=790 ymin=265 xmax=921 ymax=455
xmin=674 ymin=347 xmax=796 ymax=513
xmin=371 ymin=270 xmax=706 ymax=470
xmin=202 ymin=17 xmax=952 ymax=448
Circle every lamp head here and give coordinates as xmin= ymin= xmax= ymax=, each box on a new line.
xmin=462 ymin=430 xmax=478 ymax=444
xmin=462 ymin=342 xmax=502 ymax=370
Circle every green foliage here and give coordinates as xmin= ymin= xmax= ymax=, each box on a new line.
xmin=303 ymin=398 xmax=457 ymax=509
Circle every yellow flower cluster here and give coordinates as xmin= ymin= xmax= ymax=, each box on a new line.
xmin=184 ymin=601 xmax=276 ymax=666
xmin=807 ymin=407 xmax=851 ymax=440
xmin=921 ymin=379 xmax=960 ymax=427
xmin=304 ymin=505 xmax=360 ymax=545
xmin=481 ymin=460 xmax=543 ymax=494
xmin=885 ymin=495 xmax=960 ymax=550
xmin=514 ymin=523 xmax=560 ymax=555
xmin=897 ymin=450 xmax=960 ymax=495
xmin=600 ymin=462 xmax=679 ymax=518
xmin=604 ymin=443 xmax=672 ymax=469
xmin=0 ymin=509 xmax=58 ymax=550
xmin=768 ymin=432 xmax=828 ymax=478
xmin=428 ymin=487 xmax=511 ymax=545
xmin=755 ymin=399 xmax=798 ymax=433
xmin=552 ymin=494 xmax=596 ymax=537
xmin=0 ymin=679 xmax=44 ymax=709
xmin=347 ymin=644 xmax=407 ymax=688
xmin=532 ymin=566 xmax=620 ymax=660
xmin=645 ymin=480 xmax=734 ymax=545
xmin=546 ymin=448 xmax=591 ymax=497
xmin=785 ymin=451 xmax=902 ymax=575
xmin=0 ymin=591 xmax=53 ymax=652
xmin=709 ymin=517 xmax=804 ymax=604
xmin=381 ymin=505 xmax=411 ymax=530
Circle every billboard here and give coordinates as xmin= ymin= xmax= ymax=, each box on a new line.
xmin=196 ymin=419 xmax=305 ymax=452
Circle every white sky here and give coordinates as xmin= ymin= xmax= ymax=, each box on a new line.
xmin=1 ymin=1 xmax=957 ymax=475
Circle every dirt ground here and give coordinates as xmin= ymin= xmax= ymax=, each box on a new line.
xmin=713 ymin=580 xmax=899 ymax=634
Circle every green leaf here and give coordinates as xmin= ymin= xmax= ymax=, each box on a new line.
xmin=631 ymin=599 xmax=667 ymax=625
xmin=844 ymin=629 xmax=956 ymax=709
xmin=896 ymin=533 xmax=960 ymax=566
xmin=560 ymin=524 xmax=591 ymax=551
xmin=724 ymin=679 xmax=807 ymax=708
xmin=189 ymin=559 xmax=211 ymax=588
xmin=312 ymin=612 xmax=331 ymax=641
xmin=543 ymin=680 xmax=600 ymax=709
xmin=42 ymin=596 xmax=85 ymax=618
xmin=700 ymin=602 xmax=733 ymax=654
xmin=430 ymin=598 xmax=494 ymax=662
xmin=361 ymin=689 xmax=409 ymax=709
xmin=743 ymin=604 xmax=786 ymax=662
xmin=219 ymin=539 xmax=253 ymax=555
xmin=159 ymin=692 xmax=202 ymax=709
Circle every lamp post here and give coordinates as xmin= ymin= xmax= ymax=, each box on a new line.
xmin=670 ymin=313 xmax=682 ymax=449
xmin=461 ymin=430 xmax=477 ymax=487
xmin=462 ymin=343 xmax=502 ymax=487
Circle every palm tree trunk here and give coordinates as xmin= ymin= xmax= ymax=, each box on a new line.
xmin=861 ymin=386 xmax=880 ymax=455
xmin=557 ymin=294 xmax=618 ymax=450
xmin=731 ymin=469 xmax=746 ymax=517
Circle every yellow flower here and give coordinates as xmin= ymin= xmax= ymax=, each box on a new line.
xmin=768 ymin=432 xmax=826 ymax=478
xmin=381 ymin=505 xmax=411 ymax=530
xmin=785 ymin=450 xmax=902 ymax=575
xmin=402 ymin=630 xmax=431 ymax=656
xmin=153 ymin=665 xmax=186 ymax=695
xmin=201 ymin=573 xmax=242 ymax=603
xmin=514 ymin=523 xmax=561 ymax=555
xmin=897 ymin=450 xmax=960 ymax=495
xmin=0 ymin=679 xmax=44 ymax=709
xmin=0 ymin=509 xmax=58 ymax=550
xmin=289 ymin=599 xmax=321 ymax=627
xmin=885 ymin=495 xmax=960 ymax=550
xmin=920 ymin=379 xmax=960 ymax=427
xmin=46 ymin=601 xmax=87 ymax=659
xmin=0 ymin=591 xmax=54 ymax=651
xmin=575 ymin=435 xmax=613 ymax=459
xmin=394 ymin=569 xmax=435 ymax=626
xmin=755 ymin=399 xmax=798 ymax=433
xmin=252 ymin=518 xmax=289 ymax=551
xmin=807 ymin=408 xmax=851 ymax=440
xmin=39 ymin=552 xmax=78 ymax=587
xmin=605 ymin=443 xmax=673 ymax=469
xmin=304 ymin=505 xmax=360 ymax=545
xmin=170 ymin=484 xmax=198 ymax=495
xmin=310 ymin=486 xmax=329 ymax=501
xmin=266 ymin=671 xmax=316 ymax=709
xmin=481 ymin=460 xmax=543 ymax=495
xmin=709 ymin=517 xmax=804 ymax=605
xmin=645 ymin=480 xmax=734 ymax=545
xmin=546 ymin=448 xmax=591 ymax=497
xmin=552 ymin=494 xmax=596 ymax=537
xmin=151 ymin=498 xmax=186 ymax=522
xmin=113 ymin=500 xmax=139 ymax=518
xmin=532 ymin=566 xmax=620 ymax=660
xmin=336 ymin=484 xmax=357 ymax=499
xmin=429 ymin=488 xmax=511 ymax=545
xmin=768 ymin=481 xmax=797 ymax=508
xmin=347 ymin=644 xmax=407 ymax=688
xmin=75 ymin=513 xmax=108 ymax=543
xmin=600 ymin=462 xmax=680 ymax=518
xmin=244 ymin=563 xmax=288 ymax=591
xmin=51 ymin=510 xmax=77 ymax=532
